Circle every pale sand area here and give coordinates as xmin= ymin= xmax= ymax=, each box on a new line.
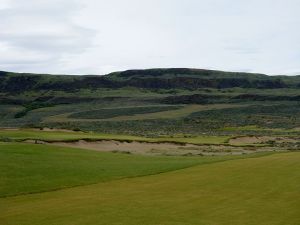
xmin=45 ymin=140 xmax=277 ymax=156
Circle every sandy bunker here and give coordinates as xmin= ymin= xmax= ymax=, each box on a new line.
xmin=46 ymin=140 xmax=275 ymax=156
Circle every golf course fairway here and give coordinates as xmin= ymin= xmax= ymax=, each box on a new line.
xmin=1 ymin=152 xmax=299 ymax=225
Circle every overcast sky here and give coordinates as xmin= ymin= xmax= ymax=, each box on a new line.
xmin=0 ymin=0 xmax=299 ymax=75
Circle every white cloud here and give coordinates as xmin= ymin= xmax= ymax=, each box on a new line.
xmin=0 ymin=0 xmax=299 ymax=75
xmin=0 ymin=0 xmax=95 ymax=73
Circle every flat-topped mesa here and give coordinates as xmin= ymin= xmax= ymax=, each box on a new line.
xmin=0 ymin=68 xmax=299 ymax=93
xmin=107 ymin=68 xmax=268 ymax=80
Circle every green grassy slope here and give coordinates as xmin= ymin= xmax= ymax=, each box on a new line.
xmin=0 ymin=142 xmax=252 ymax=197
xmin=1 ymin=152 xmax=299 ymax=225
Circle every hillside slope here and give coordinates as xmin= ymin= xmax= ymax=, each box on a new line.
xmin=0 ymin=68 xmax=299 ymax=135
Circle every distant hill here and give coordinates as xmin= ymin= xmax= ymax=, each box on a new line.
xmin=107 ymin=68 xmax=269 ymax=79
xmin=0 ymin=68 xmax=300 ymax=93
xmin=0 ymin=68 xmax=300 ymax=135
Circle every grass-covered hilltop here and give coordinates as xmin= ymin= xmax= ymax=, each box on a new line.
xmin=1 ymin=68 xmax=300 ymax=225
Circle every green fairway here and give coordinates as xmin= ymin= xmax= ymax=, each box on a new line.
xmin=0 ymin=129 xmax=148 ymax=142
xmin=1 ymin=152 xmax=299 ymax=225
xmin=0 ymin=142 xmax=254 ymax=197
